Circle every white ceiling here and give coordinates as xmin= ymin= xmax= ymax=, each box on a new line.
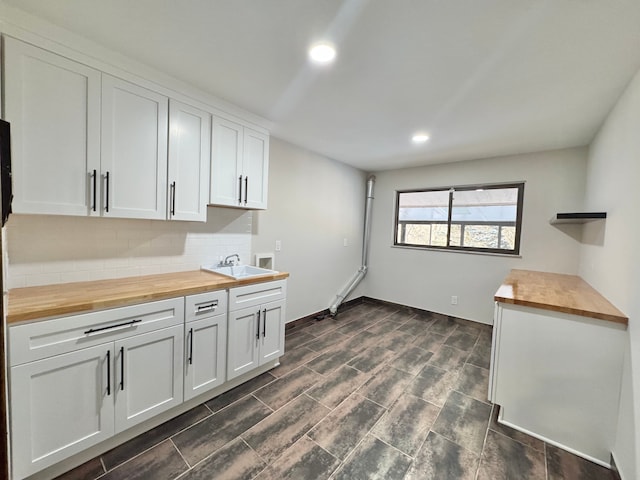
xmin=5 ymin=0 xmax=640 ymax=171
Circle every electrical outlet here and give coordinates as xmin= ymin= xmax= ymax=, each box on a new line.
xmin=451 ymin=296 xmax=458 ymax=305
xmin=343 ymin=238 xmax=348 ymax=247
xmin=275 ymin=240 xmax=282 ymax=251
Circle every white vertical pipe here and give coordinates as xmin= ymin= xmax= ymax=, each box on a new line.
xmin=329 ymin=175 xmax=375 ymax=315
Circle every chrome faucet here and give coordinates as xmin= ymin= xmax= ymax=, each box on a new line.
xmin=220 ymin=254 xmax=240 ymax=267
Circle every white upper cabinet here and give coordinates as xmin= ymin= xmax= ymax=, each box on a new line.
xmin=3 ymin=36 xmax=270 ymax=220
xmin=4 ymin=37 xmax=101 ymax=216
xmin=168 ymin=100 xmax=211 ymax=222
xmin=243 ymin=128 xmax=269 ymax=209
xmin=101 ymin=75 xmax=168 ymax=219
xmin=210 ymin=116 xmax=269 ymax=209
xmin=210 ymin=116 xmax=243 ymax=207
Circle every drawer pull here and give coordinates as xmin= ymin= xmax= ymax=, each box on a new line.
xmin=196 ymin=301 xmax=218 ymax=313
xmin=84 ymin=319 xmax=142 ymax=335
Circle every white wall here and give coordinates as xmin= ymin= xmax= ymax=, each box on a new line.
xmin=6 ymin=207 xmax=252 ymax=288
xmin=579 ymin=67 xmax=640 ymax=480
xmin=252 ymin=138 xmax=367 ymax=322
xmin=365 ymin=148 xmax=587 ymax=324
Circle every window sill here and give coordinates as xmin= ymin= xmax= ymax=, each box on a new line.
xmin=391 ymin=244 xmax=522 ymax=259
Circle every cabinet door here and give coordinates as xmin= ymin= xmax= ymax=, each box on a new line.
xmin=184 ymin=315 xmax=227 ymax=401
xmin=114 ymin=325 xmax=183 ymax=432
xmin=101 ymin=74 xmax=168 ymax=219
xmin=210 ymin=116 xmax=243 ymax=207
xmin=259 ymin=299 xmax=285 ymax=365
xmin=227 ymin=306 xmax=260 ymax=380
xmin=10 ymin=344 xmax=114 ymax=479
xmin=168 ymin=99 xmax=211 ymax=222
xmin=242 ymin=128 xmax=269 ymax=209
xmin=4 ymin=37 xmax=101 ymax=216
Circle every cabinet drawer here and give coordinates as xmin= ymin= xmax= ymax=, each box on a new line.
xmin=185 ymin=290 xmax=227 ymax=323
xmin=229 ymin=280 xmax=287 ymax=312
xmin=9 ymin=298 xmax=184 ymax=366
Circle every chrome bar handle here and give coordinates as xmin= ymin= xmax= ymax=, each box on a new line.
xmin=106 ymin=350 xmax=111 ymax=396
xmin=105 ymin=171 xmax=110 ymax=213
xmin=91 ymin=169 xmax=97 ymax=212
xmin=170 ymin=181 xmax=176 ymax=216
xmin=84 ymin=318 xmax=141 ymax=335
xmin=262 ymin=308 xmax=267 ymax=337
xmin=256 ymin=310 xmax=261 ymax=340
xmin=119 ymin=346 xmax=124 ymax=391
xmin=196 ymin=301 xmax=218 ymax=313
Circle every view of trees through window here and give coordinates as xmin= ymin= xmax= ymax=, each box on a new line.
xmin=395 ymin=183 xmax=524 ymax=254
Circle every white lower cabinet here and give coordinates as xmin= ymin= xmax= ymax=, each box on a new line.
xmin=490 ymin=302 xmax=626 ymax=466
xmin=114 ymin=325 xmax=184 ymax=432
xmin=9 ymin=298 xmax=184 ymax=479
xmin=227 ymin=280 xmax=286 ymax=380
xmin=227 ymin=300 xmax=285 ymax=380
xmin=184 ymin=290 xmax=228 ymax=401
xmin=259 ymin=300 xmax=286 ymax=364
xmin=10 ymin=343 xmax=114 ymax=480
xmin=8 ymin=282 xmax=285 ymax=479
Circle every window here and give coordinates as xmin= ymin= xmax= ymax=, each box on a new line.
xmin=394 ymin=182 xmax=524 ymax=255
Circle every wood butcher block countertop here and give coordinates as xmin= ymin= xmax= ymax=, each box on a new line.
xmin=495 ymin=269 xmax=627 ymax=325
xmin=7 ymin=270 xmax=289 ymax=324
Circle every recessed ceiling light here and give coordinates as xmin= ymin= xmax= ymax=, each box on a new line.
xmin=412 ymin=133 xmax=430 ymax=143
xmin=309 ymin=43 xmax=336 ymax=64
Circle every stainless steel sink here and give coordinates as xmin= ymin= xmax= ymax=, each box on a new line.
xmin=201 ymin=265 xmax=278 ymax=280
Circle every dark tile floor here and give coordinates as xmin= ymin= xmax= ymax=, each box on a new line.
xmin=56 ymin=301 xmax=614 ymax=480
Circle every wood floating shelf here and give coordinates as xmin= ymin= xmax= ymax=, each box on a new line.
xmin=549 ymin=212 xmax=607 ymax=225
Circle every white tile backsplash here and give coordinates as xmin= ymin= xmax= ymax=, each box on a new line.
xmin=6 ymin=206 xmax=253 ymax=289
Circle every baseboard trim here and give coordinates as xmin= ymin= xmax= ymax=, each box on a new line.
xmin=496 ymin=412 xmax=611 ymax=469
xmin=285 ymin=296 xmax=491 ymax=334
xmin=284 ymin=297 xmax=365 ymax=332
xmin=610 ymin=453 xmax=623 ymax=480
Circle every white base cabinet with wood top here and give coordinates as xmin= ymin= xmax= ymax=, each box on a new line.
xmin=227 ymin=280 xmax=286 ymax=380
xmin=7 ymin=277 xmax=287 ymax=480
xmin=489 ymin=302 xmax=626 ymax=467
xmin=8 ymin=298 xmax=184 ymax=479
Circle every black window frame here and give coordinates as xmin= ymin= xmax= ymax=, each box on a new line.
xmin=394 ymin=182 xmax=525 ymax=255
